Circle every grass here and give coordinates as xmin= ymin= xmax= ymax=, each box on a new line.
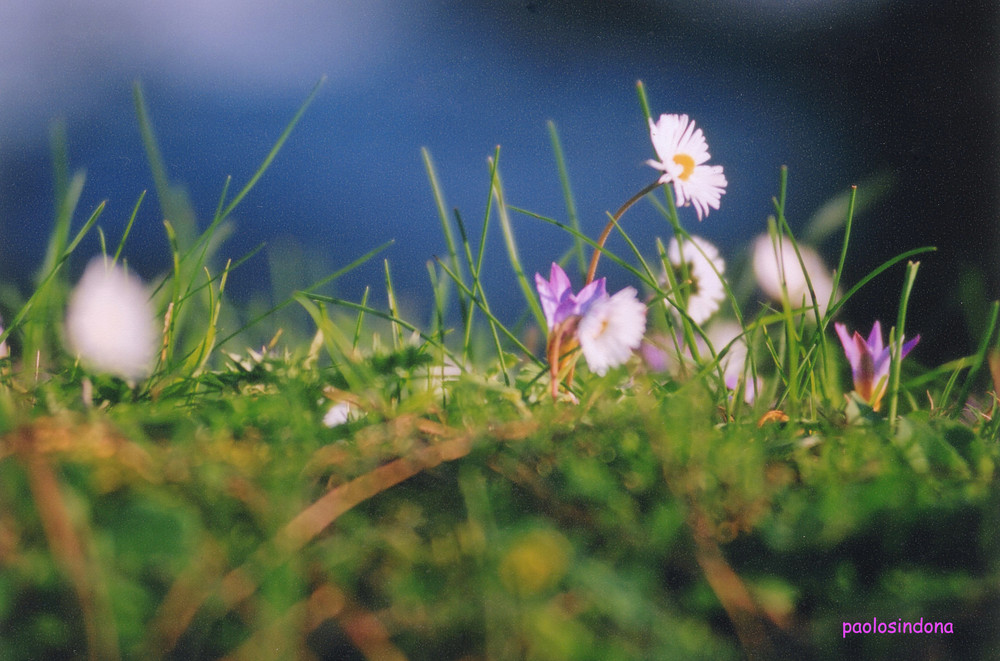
xmin=0 ymin=79 xmax=997 ymax=660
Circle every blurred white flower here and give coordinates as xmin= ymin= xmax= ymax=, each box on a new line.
xmin=644 ymin=320 xmax=758 ymax=403
xmin=751 ymin=234 xmax=835 ymax=315
xmin=577 ymin=287 xmax=647 ymax=376
xmin=65 ymin=258 xmax=157 ymax=381
xmin=666 ymin=235 xmax=726 ymax=324
xmin=323 ymin=401 xmax=356 ymax=428
xmin=646 ymin=113 xmax=728 ymax=220
xmin=0 ymin=315 xmax=8 ymax=360
xmin=708 ymin=320 xmax=761 ymax=404
xmin=708 ymin=320 xmax=746 ymax=379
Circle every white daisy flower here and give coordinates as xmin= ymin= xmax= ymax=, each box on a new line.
xmin=577 ymin=287 xmax=647 ymax=376
xmin=752 ymin=234 xmax=835 ymax=315
xmin=65 ymin=258 xmax=158 ymax=382
xmin=666 ymin=235 xmax=726 ymax=324
xmin=647 ymin=113 xmax=728 ymax=220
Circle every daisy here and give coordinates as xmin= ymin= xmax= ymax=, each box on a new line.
xmin=665 ymin=235 xmax=726 ymax=324
xmin=647 ymin=113 xmax=728 ymax=220
xmin=577 ymin=287 xmax=647 ymax=376
xmin=835 ymin=320 xmax=919 ymax=411
xmin=752 ymin=234 xmax=835 ymax=315
xmin=65 ymin=258 xmax=158 ymax=382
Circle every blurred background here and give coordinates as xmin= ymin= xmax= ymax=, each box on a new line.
xmin=0 ymin=0 xmax=996 ymax=362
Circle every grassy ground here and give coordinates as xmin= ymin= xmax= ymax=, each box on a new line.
xmin=0 ymin=81 xmax=997 ymax=660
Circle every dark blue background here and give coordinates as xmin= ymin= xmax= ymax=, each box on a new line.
xmin=0 ymin=0 xmax=995 ymax=361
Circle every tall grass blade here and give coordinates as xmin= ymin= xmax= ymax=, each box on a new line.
xmin=888 ymin=261 xmax=920 ymax=428
xmin=112 ymin=190 xmax=147 ymax=266
xmin=214 ymin=239 xmax=392 ymax=348
xmin=384 ymin=259 xmax=403 ymax=350
xmin=218 ymin=76 xmax=326 ymax=222
xmin=951 ymin=300 xmax=999 ymax=416
xmin=489 ymin=159 xmax=545 ymax=331
xmin=547 ymin=121 xmax=586 ymax=275
xmin=422 ymin=148 xmax=468 ymax=324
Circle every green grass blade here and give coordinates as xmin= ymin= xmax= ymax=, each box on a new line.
xmin=474 ymin=147 xmax=501 ymax=280
xmin=513 ymin=207 xmax=661 ymax=291
xmin=353 ymin=286 xmax=371 ymax=351
xmin=489 ymin=159 xmax=546 ymax=331
xmin=434 ymin=257 xmax=543 ymax=368
xmin=888 ymin=261 xmax=920 ymax=428
xmin=547 ymin=121 xmax=585 ymax=275
xmin=113 ymin=190 xmax=147 ymax=265
xmin=218 ymin=76 xmax=326 ymax=222
xmin=132 ymin=82 xmax=171 ymax=215
xmin=826 ymin=246 xmax=937 ymax=320
xmin=384 ymin=259 xmax=403 ymax=350
xmin=422 ymin=148 xmax=467 ymax=324
xmin=636 ymin=80 xmax=653 ymax=124
xmin=304 ymin=293 xmax=461 ymax=366
xmin=3 ymin=200 xmax=105 ymax=347
xmin=214 ymin=239 xmax=393 ymax=348
xmin=950 ymin=300 xmax=999 ymax=416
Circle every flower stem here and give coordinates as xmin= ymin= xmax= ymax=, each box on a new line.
xmin=888 ymin=261 xmax=920 ymax=429
xmin=585 ymin=179 xmax=661 ymax=284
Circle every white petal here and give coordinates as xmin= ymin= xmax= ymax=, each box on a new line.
xmin=577 ymin=287 xmax=647 ymax=376
xmin=666 ymin=236 xmax=726 ymax=325
xmin=65 ymin=258 xmax=158 ymax=381
xmin=751 ymin=235 xmax=835 ymax=314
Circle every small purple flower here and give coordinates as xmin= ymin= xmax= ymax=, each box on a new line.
xmin=835 ymin=320 xmax=919 ymax=411
xmin=535 ymin=262 xmax=647 ymax=398
xmin=535 ymin=262 xmax=606 ymax=331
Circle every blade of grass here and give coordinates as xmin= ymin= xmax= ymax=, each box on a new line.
xmin=489 ymin=158 xmax=546 ymax=331
xmin=304 ymin=292 xmax=462 ymax=366
xmin=452 ymin=208 xmax=479 ymax=358
xmin=422 ymin=148 xmax=468 ymax=325
xmin=352 ymin=286 xmax=370 ymax=351
xmin=2 ymin=201 xmax=105 ymax=346
xmin=950 ymin=300 xmax=999 ymax=416
xmin=217 ymin=76 xmax=326 ymax=223
xmin=888 ymin=261 xmax=920 ymax=428
xmin=214 ymin=240 xmax=393 ymax=348
xmin=427 ymin=260 xmax=446 ymax=342
xmin=547 ymin=121 xmax=586 ymax=275
xmin=112 ymin=190 xmax=147 ymax=266
xmin=384 ymin=259 xmax=403 ymax=350
xmin=41 ymin=127 xmax=82 ymax=281
xmin=473 ymin=147 xmax=501 ymax=282
xmin=825 ymin=246 xmax=936 ymax=320
xmin=827 ymin=185 xmax=856 ymax=321
xmin=295 ymin=296 xmax=368 ymax=393
xmin=133 ymin=82 xmax=171 ymax=217
xmin=513 ymin=207 xmax=660 ymax=291
xmin=433 ymin=257 xmax=542 ymax=368
xmin=636 ymin=80 xmax=653 ymax=124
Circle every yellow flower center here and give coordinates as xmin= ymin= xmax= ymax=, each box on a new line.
xmin=672 ymin=153 xmax=696 ymax=181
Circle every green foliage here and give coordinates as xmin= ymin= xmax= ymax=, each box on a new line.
xmin=0 ymin=80 xmax=997 ymax=661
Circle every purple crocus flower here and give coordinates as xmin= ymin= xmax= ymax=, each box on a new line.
xmin=835 ymin=320 xmax=919 ymax=411
xmin=534 ymin=262 xmax=606 ymax=331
